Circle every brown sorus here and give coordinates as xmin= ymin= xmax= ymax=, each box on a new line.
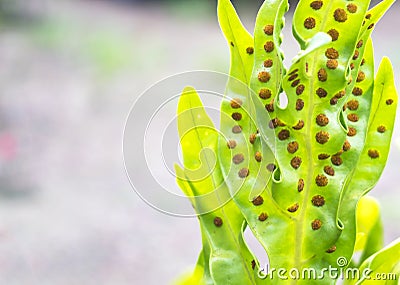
xmin=264 ymin=41 xmax=274 ymax=52
xmin=304 ymin=17 xmax=316 ymax=29
xmin=291 ymin=157 xmax=302 ymax=169
xmin=287 ymin=141 xmax=299 ymax=154
xmin=316 ymin=174 xmax=328 ymax=186
xmin=312 ymin=195 xmax=325 ymax=207
xmin=232 ymin=125 xmax=242 ymax=133
xmin=287 ymin=203 xmax=299 ymax=213
xmin=368 ymin=149 xmax=379 ymax=159
xmin=227 ymin=140 xmax=237 ymax=149
xmin=296 ymin=99 xmax=305 ymax=111
xmin=232 ymin=112 xmax=242 ymax=121
xmin=311 ymin=219 xmax=322 ymax=230
xmin=259 ymin=88 xmax=272 ymax=99
xmin=258 ymin=212 xmax=268 ymax=221
xmin=328 ymin=29 xmax=339 ymax=41
xmin=316 ymin=131 xmax=330 ymax=144
xmin=238 ymin=168 xmax=249 ymax=178
xmin=214 ymin=217 xmax=223 ymax=227
xmin=347 ymin=100 xmax=359 ymax=110
xmin=324 ymin=166 xmax=335 ymax=176
xmin=334 ymin=8 xmax=347 ymax=22
xmin=293 ymin=120 xmax=305 ymax=130
xmin=230 ymin=98 xmax=243 ymax=109
xmin=232 ymin=153 xmax=245 ymax=164
xmin=316 ymin=114 xmax=329 ymax=126
xmin=264 ymin=25 xmax=274 ymax=35
xmin=252 ymin=195 xmax=264 ymax=206
xmin=278 ymin=130 xmax=290 ymax=140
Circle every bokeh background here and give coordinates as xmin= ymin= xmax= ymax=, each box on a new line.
xmin=0 ymin=0 xmax=399 ymax=284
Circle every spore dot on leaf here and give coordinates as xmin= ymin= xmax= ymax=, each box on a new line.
xmin=353 ymin=50 xmax=359 ymax=60
xmin=347 ymin=114 xmax=359 ymax=122
xmin=291 ymin=157 xmax=302 ymax=169
xmin=347 ymin=127 xmax=357 ymax=137
xmin=238 ymin=168 xmax=249 ymax=178
xmin=304 ymin=17 xmax=316 ymax=29
xmin=264 ymin=41 xmax=275 ymax=53
xmin=291 ymin=79 xmax=301 ymax=87
xmin=298 ymin=179 xmax=305 ymax=192
xmin=287 ymin=141 xmax=299 ymax=154
xmin=386 ymin=99 xmax=394 ymax=105
xmin=233 ymin=154 xmax=245 ymax=164
xmin=326 ymin=245 xmax=337 ymax=253
xmin=293 ymin=120 xmax=305 ymax=130
xmin=288 ymin=74 xmax=298 ymax=81
xmin=227 ymin=140 xmax=237 ymax=149
xmin=230 ymin=98 xmax=242 ymax=109
xmin=366 ymin=13 xmax=372 ymax=19
xmin=258 ymin=71 xmax=271 ymax=83
xmin=347 ymin=3 xmax=357 ymax=13
xmin=310 ymin=1 xmax=323 ymax=10
xmin=259 ymin=88 xmax=272 ymax=100
xmin=318 ymin=69 xmax=328 ymax=82
xmin=316 ymin=174 xmax=328 ymax=186
xmin=249 ymin=133 xmax=257 ymax=144
xmin=311 ymin=219 xmax=322 ymax=230
xmin=264 ymin=25 xmax=274 ymax=35
xmin=350 ymin=63 xmax=355 ymax=70
xmin=347 ymin=100 xmax=359 ymax=111
xmin=357 ymin=40 xmax=363 ymax=48
xmin=232 ymin=112 xmax=242 ymax=121
xmin=214 ymin=217 xmax=223 ymax=227
xmin=316 ymin=114 xmax=329 ymax=126
xmin=343 ymin=140 xmax=351 ymax=151
xmin=335 ymin=90 xmax=345 ymax=99
xmin=327 ymin=59 xmax=338 ymax=69
xmin=251 ymin=260 xmax=256 ymax=269
xmin=230 ymin=41 xmax=234 ymax=47
xmin=296 ymin=84 xmax=305 ymax=95
xmin=334 ymin=8 xmax=348 ymax=22
xmin=327 ymin=29 xmax=339 ymax=41
xmin=325 ymin=48 xmax=339 ymax=59
xmin=352 ymin=87 xmax=363 ymax=96
xmin=267 ymin=163 xmax=276 ymax=172
xmin=252 ymin=195 xmax=264 ymax=206
xmin=278 ymin=130 xmax=290 ymax=140
xmin=331 ymin=154 xmax=343 ymax=166
xmin=265 ymin=102 xmax=274 ymax=113
xmin=287 ymin=203 xmax=299 ymax=213
xmin=264 ymin=59 xmax=273 ymax=68
xmin=316 ymin=131 xmax=330 ymax=144
xmin=246 ymin=47 xmax=254 ymax=54
xmin=324 ymin=166 xmax=335 ymax=176
xmin=357 ymin=71 xmax=365 ymax=82
xmin=312 ymin=195 xmax=326 ymax=207
xmin=232 ymin=125 xmax=242 ymax=134
xmin=316 ymin=88 xmax=328 ymax=98
xmin=255 ymin=152 xmax=262 ymax=162
xmin=258 ymin=212 xmax=268 ymax=221
xmin=377 ymin=125 xmax=386 ymax=133
xmin=368 ymin=23 xmax=374 ymax=30
xmin=318 ymin=153 xmax=330 ymax=160
xmin=368 ymin=149 xmax=380 ymax=159
xmin=296 ymin=99 xmax=304 ymax=111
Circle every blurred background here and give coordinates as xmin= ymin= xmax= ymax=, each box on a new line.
xmin=0 ymin=0 xmax=399 ymax=284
